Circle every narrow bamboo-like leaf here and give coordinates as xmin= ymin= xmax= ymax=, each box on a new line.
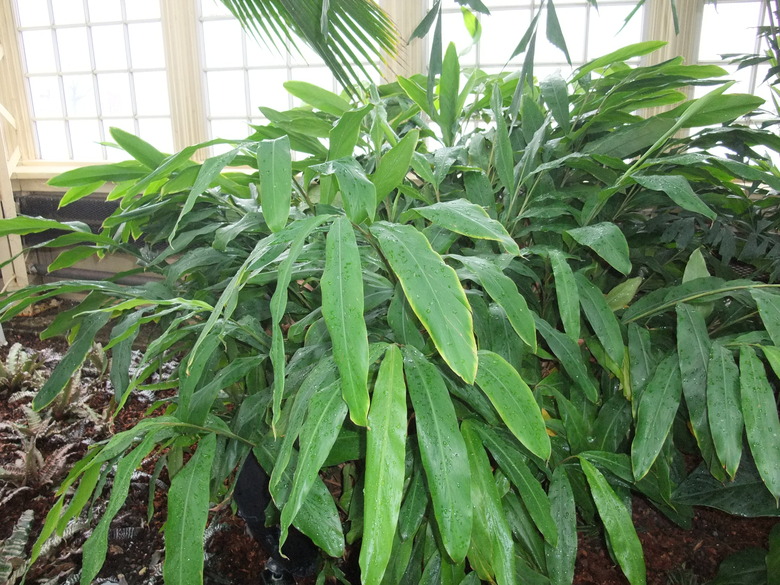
xmin=110 ymin=127 xmax=166 ymax=169
xmin=454 ymin=255 xmax=535 ymax=351
xmin=739 ymin=347 xmax=780 ymax=502
xmin=329 ymin=104 xmax=372 ymax=159
xmin=322 ymin=216 xmax=369 ymax=426
xmin=545 ymin=0 xmax=571 ymax=64
xmin=492 ymin=82 xmax=515 ymax=195
xmin=164 ymin=434 xmax=216 ymax=585
xmin=59 ymin=181 xmax=105 ymax=207
xmin=279 ymin=381 xmax=347 ymax=547
xmin=439 ymin=43 xmax=460 ymax=146
xmin=545 ymin=466 xmax=576 ymax=585
xmin=633 ymin=175 xmax=716 ymax=220
xmin=462 ymin=420 xmax=517 ymax=585
xmin=708 ymin=343 xmax=743 ymax=478
xmin=751 ymin=289 xmax=780 ymax=347
xmin=567 ymin=223 xmax=632 ymax=276
xmin=372 ymin=129 xmax=419 ymax=202
xmin=48 ymin=246 xmax=99 ymax=272
xmin=360 ymin=346 xmax=408 ymax=585
xmin=283 ymin=81 xmax=352 ymax=115
xmin=270 ymin=216 xmax=330 ymax=430
xmin=33 ymin=311 xmax=111 ymax=410
xmin=312 ymin=158 xmax=377 ymax=224
xmin=631 ymin=353 xmax=682 ymax=480
xmin=403 ymin=346 xmax=472 ymax=562
xmin=676 ymin=304 xmax=722 ymax=479
xmin=535 ymin=316 xmax=599 ymax=402
xmin=372 ymin=222 xmax=477 ymax=383
xmin=257 ymin=135 xmax=292 ymax=233
xmin=628 ymin=323 xmax=654 ymax=402
xmin=475 ymin=351 xmax=550 ymax=460
xmin=540 ymin=71 xmax=570 ymax=133
xmin=0 ymin=216 xmax=92 ymax=237
xmin=48 ymin=160 xmax=149 ymax=187
xmin=477 ymin=425 xmax=557 ymax=545
xmin=548 ymin=249 xmax=580 ymax=341
xmin=574 ymin=41 xmax=667 ymax=81
xmin=81 ymin=432 xmax=163 ymax=584
xmin=575 ymin=273 xmax=624 ymax=366
xmin=414 ymin=199 xmax=520 ymax=255
xmin=580 ymin=458 xmax=646 ymax=585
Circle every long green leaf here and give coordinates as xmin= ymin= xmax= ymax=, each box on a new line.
xmin=567 ymin=223 xmax=632 ymax=276
xmin=462 ymin=420 xmax=517 ymax=585
xmin=751 ymin=289 xmax=780 ymax=347
xmin=535 ymin=315 xmax=599 ymax=402
xmin=372 ymin=129 xmax=419 ymax=202
xmin=708 ymin=343 xmax=743 ymax=478
xmin=257 ymin=135 xmax=292 ymax=233
xmin=454 ymin=255 xmax=535 ymax=351
xmin=575 ymin=273 xmax=624 ymax=365
xmin=279 ymin=381 xmax=347 ymax=547
xmin=580 ymin=458 xmax=646 ymax=585
xmin=312 ymin=158 xmax=377 ymax=224
xmin=739 ymin=347 xmax=780 ymax=502
xmin=164 ymin=434 xmax=216 ymax=585
xmin=360 ymin=346 xmax=408 ymax=585
xmin=414 ymin=199 xmax=520 ymax=255
xmin=372 ymin=222 xmax=477 ymax=383
xmin=439 ymin=43 xmax=460 ymax=146
xmin=403 ymin=346 xmax=472 ymax=563
xmin=322 ymin=216 xmax=369 ymax=426
xmin=633 ymin=175 xmax=716 ymax=220
xmin=631 ymin=353 xmax=682 ymax=480
xmin=283 ymin=81 xmax=352 ymax=115
xmin=475 ymin=351 xmax=550 ymax=460
xmin=110 ymin=127 xmax=166 ymax=169
xmin=34 ymin=312 xmax=111 ymax=410
xmin=545 ymin=466 xmax=576 ymax=585
xmin=676 ymin=304 xmax=722 ymax=479
xmin=540 ymin=71 xmax=570 ymax=133
xmin=492 ymin=83 xmax=515 ymax=195
xmin=548 ymin=249 xmax=580 ymax=341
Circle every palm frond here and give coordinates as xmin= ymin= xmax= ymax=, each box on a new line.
xmin=218 ymin=0 xmax=398 ymax=95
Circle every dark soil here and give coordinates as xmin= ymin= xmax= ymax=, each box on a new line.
xmin=1 ymin=320 xmax=778 ymax=585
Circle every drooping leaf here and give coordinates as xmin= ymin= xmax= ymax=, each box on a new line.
xmin=540 ymin=71 xmax=570 ymax=133
xmin=575 ymin=273 xmax=624 ymax=365
xmin=633 ymin=175 xmax=716 ymax=220
xmin=708 ymin=343 xmax=743 ymax=478
xmin=631 ymin=353 xmax=682 ymax=481
xmin=283 ymin=81 xmax=352 ymax=115
xmin=372 ymin=222 xmax=477 ymax=383
xmin=403 ymin=346 xmax=472 ymax=563
xmin=549 ymin=249 xmax=580 ymax=341
xmin=580 ymin=458 xmax=646 ymax=585
xmin=567 ymin=223 xmax=631 ymax=276
xmin=751 ymin=289 xmax=780 ymax=347
xmin=475 ymin=351 xmax=550 ymax=460
xmin=257 ymin=135 xmax=292 ymax=233
xmin=322 ymin=216 xmax=369 ymax=426
xmin=739 ymin=347 xmax=780 ymax=502
xmin=360 ymin=346 xmax=407 ymax=585
xmin=535 ymin=316 xmax=599 ymax=402
xmin=164 ymin=434 xmax=216 ymax=585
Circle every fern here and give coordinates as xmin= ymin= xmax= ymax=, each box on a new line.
xmin=0 ymin=509 xmax=34 ymax=584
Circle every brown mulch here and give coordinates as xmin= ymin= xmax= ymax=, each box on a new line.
xmin=1 ymin=324 xmax=777 ymax=585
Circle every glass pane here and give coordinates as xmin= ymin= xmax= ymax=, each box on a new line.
xmin=98 ymin=73 xmax=133 ymax=115
xmin=28 ymin=76 xmax=62 ymax=118
xmin=16 ymin=0 xmax=50 ymax=27
xmin=137 ymin=117 xmax=173 ymax=152
xmin=210 ymin=118 xmax=252 ymax=140
xmin=92 ymin=25 xmax=128 ymax=70
xmin=134 ymin=71 xmax=170 ymax=115
xmin=52 ymin=0 xmax=85 ymax=25
xmin=536 ymin=5 xmax=586 ymax=65
xmin=125 ymin=0 xmax=161 ymax=21
xmin=69 ymin=119 xmax=104 ymax=159
xmin=202 ymin=20 xmax=244 ymax=68
xmin=207 ymin=70 xmax=246 ymax=117
xmin=246 ymin=37 xmax=288 ymax=68
xmin=587 ymin=4 xmax=643 ymax=61
xmin=248 ymin=68 xmax=291 ymax=112
xmin=699 ymin=2 xmax=762 ymax=61
xmin=63 ymin=74 xmax=98 ymax=117
xmin=200 ymin=0 xmax=232 ymax=18
xmin=57 ymin=28 xmax=92 ymax=72
xmin=128 ymin=22 xmax=165 ymax=68
xmin=441 ymin=11 xmax=478 ymax=67
xmin=22 ymin=30 xmax=57 ymax=73
xmin=87 ymin=0 xmax=122 ymax=22
xmin=36 ymin=120 xmax=70 ymax=159
xmin=479 ymin=8 xmax=532 ymax=65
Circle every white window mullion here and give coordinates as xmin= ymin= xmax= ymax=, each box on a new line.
xmin=160 ymin=0 xmax=208 ymax=159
